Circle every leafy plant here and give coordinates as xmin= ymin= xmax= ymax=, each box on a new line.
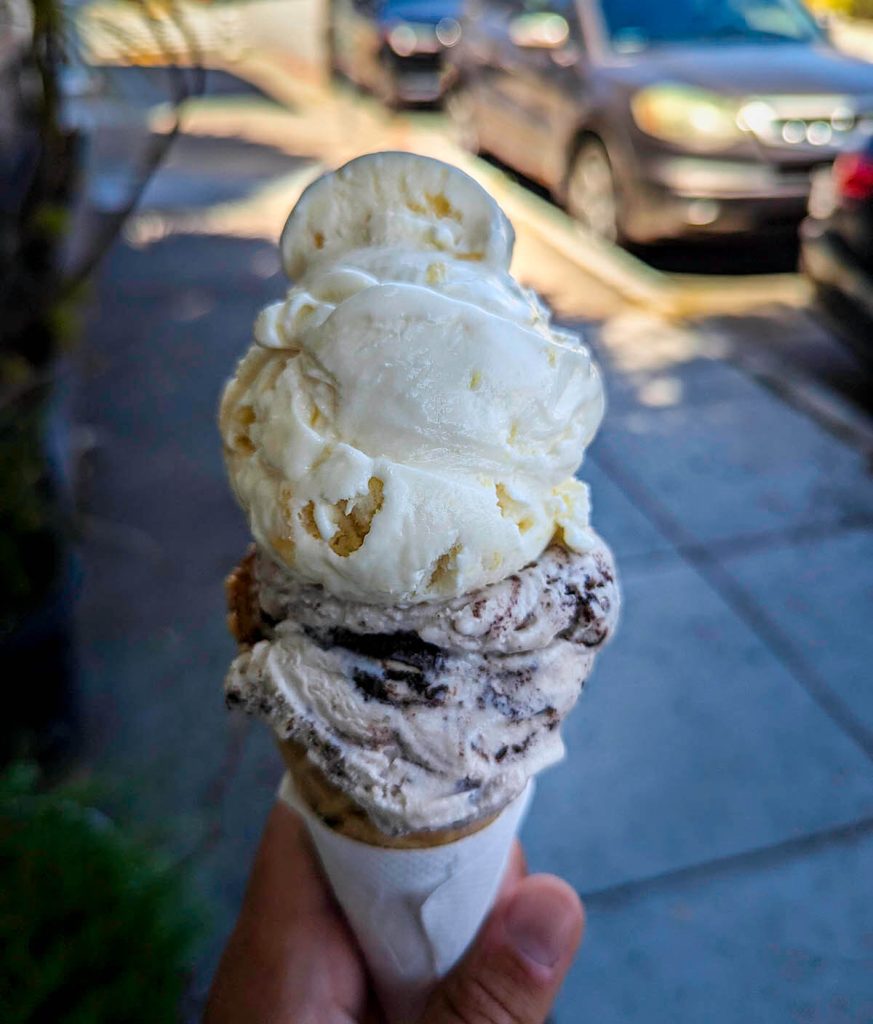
xmin=0 ymin=764 xmax=201 ymax=1023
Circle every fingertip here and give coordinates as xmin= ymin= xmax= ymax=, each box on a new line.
xmin=420 ymin=873 xmax=584 ymax=1023
xmin=502 ymin=874 xmax=584 ymax=971
xmin=513 ymin=841 xmax=529 ymax=878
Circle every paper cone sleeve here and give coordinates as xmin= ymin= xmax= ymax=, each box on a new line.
xmin=276 ymin=742 xmax=533 ymax=1024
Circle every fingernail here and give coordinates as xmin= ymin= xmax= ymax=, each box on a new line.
xmin=504 ymin=882 xmax=579 ymax=969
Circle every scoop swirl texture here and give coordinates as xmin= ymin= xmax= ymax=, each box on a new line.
xmin=220 ymin=152 xmax=605 ymax=604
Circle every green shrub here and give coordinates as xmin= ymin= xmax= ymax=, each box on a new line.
xmin=0 ymin=765 xmax=200 ymax=1023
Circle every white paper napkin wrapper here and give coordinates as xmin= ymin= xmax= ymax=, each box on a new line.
xmin=278 ymin=773 xmax=534 ymax=1024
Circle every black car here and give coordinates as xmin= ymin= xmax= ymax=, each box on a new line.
xmin=447 ymin=0 xmax=873 ymax=242
xmin=801 ymin=138 xmax=873 ymax=356
xmin=330 ymin=0 xmax=463 ymax=105
xmin=0 ymin=0 xmax=35 ymax=219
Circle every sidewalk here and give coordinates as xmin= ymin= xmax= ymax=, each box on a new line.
xmin=75 ymin=135 xmax=873 ymax=1022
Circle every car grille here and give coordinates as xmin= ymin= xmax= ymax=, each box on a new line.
xmin=388 ymin=50 xmax=443 ymax=73
xmin=741 ymin=94 xmax=873 ymax=153
xmin=774 ymin=159 xmax=831 ymax=179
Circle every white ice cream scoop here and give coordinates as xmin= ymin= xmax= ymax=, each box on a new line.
xmin=220 ymin=152 xmax=605 ymax=604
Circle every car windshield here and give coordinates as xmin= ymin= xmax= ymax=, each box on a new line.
xmin=380 ymin=0 xmax=461 ymax=18
xmin=599 ymin=0 xmax=821 ymax=53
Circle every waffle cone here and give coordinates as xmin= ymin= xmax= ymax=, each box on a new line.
xmin=278 ymin=739 xmax=499 ymax=849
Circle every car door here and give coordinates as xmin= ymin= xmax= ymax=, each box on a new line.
xmin=331 ymin=0 xmax=355 ymax=75
xmin=513 ymin=0 xmax=591 ymax=188
xmin=478 ymin=0 xmax=585 ymax=184
xmin=336 ymin=0 xmax=382 ymax=87
xmin=466 ymin=0 xmax=539 ymax=173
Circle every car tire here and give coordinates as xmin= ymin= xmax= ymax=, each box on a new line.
xmin=807 ymin=278 xmax=873 ymax=362
xmin=566 ymin=137 xmax=621 ymax=244
xmin=446 ymin=85 xmax=480 ymax=154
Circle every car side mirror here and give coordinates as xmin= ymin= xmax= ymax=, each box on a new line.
xmin=509 ymin=12 xmax=570 ymax=50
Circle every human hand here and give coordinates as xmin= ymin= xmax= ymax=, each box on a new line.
xmin=204 ymin=801 xmax=584 ymax=1024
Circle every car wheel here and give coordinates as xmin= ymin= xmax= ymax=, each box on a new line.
xmin=567 ymin=138 xmax=621 ymax=244
xmin=446 ymin=85 xmax=480 ymax=154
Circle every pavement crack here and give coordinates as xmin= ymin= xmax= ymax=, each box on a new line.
xmin=581 ymin=815 xmax=873 ymax=907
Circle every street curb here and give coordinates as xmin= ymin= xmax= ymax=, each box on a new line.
xmin=445 ymin=146 xmax=873 ymax=455
xmin=436 ymin=145 xmax=808 ymax=319
xmin=459 ymin=157 xmax=675 ymax=312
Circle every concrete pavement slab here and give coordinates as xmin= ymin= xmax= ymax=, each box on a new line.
xmin=75 ymin=533 xmax=238 ymax=834
xmin=137 ymin=133 xmax=305 ymax=211
xmin=520 ymin=556 xmax=873 ymax=894
xmin=599 ymin=354 xmax=758 ymax=417
xmin=74 ymin=236 xmax=274 ymax=847
xmin=592 ymin=392 xmax=873 ymax=550
xmin=583 ymin=314 xmax=761 ymax=415
xmin=721 ymin=528 xmax=873 ymax=739
xmin=94 ymin=233 xmax=283 ymax=294
xmin=554 ymin=825 xmax=873 ymax=1024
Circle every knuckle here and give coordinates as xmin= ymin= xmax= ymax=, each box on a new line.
xmin=439 ymin=970 xmax=523 ymax=1024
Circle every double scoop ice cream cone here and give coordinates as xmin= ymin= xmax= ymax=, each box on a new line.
xmin=219 ymin=151 xmax=620 ymax=1020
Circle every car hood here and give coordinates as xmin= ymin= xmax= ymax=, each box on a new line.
xmin=603 ymin=43 xmax=873 ymax=99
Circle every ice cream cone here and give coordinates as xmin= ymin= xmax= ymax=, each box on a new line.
xmin=277 ymin=738 xmax=500 ymax=849
xmin=219 ymin=152 xmax=620 ymax=1024
xmin=224 ymin=548 xmax=261 ymax=647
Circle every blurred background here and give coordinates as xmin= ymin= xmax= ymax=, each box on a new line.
xmin=1 ymin=0 xmax=872 ymax=1020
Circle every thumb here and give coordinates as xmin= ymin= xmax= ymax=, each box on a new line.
xmin=419 ymin=875 xmax=584 ymax=1024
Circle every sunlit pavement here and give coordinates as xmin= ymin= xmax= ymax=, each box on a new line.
xmin=76 ymin=0 xmax=873 ymax=427
xmin=71 ymin=12 xmax=873 ymax=1024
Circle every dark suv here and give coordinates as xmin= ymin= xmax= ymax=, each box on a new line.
xmin=331 ymin=0 xmax=463 ymax=105
xmin=447 ymin=0 xmax=873 ymax=242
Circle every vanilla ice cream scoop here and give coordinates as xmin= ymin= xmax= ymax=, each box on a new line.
xmin=220 ymin=152 xmax=605 ymax=604
xmin=279 ymin=148 xmax=514 ymax=277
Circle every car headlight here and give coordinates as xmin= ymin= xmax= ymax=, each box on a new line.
xmin=631 ymin=85 xmax=744 ymax=153
xmin=388 ymin=22 xmax=439 ymax=56
xmin=388 ymin=24 xmax=418 ymax=57
xmin=436 ymin=18 xmax=461 ymax=47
